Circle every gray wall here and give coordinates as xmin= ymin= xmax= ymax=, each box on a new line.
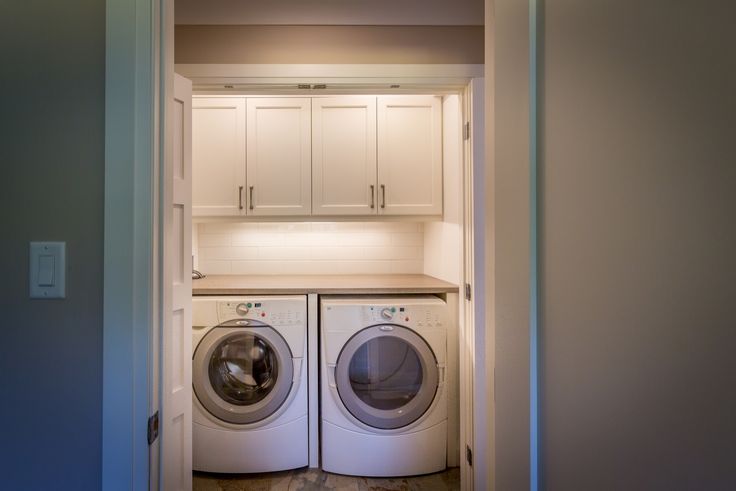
xmin=176 ymin=0 xmax=483 ymax=26
xmin=539 ymin=1 xmax=736 ymax=490
xmin=175 ymin=25 xmax=484 ymax=65
xmin=491 ymin=1 xmax=736 ymax=489
xmin=0 ymin=2 xmax=104 ymax=489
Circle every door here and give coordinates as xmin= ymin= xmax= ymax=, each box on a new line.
xmin=334 ymin=325 xmax=439 ymax=429
xmin=377 ymin=95 xmax=443 ymax=215
xmin=246 ymin=98 xmax=312 ymax=216
xmin=193 ymin=324 xmax=294 ymax=424
xmin=312 ymin=96 xmax=377 ymax=215
xmin=162 ymin=73 xmax=193 ymax=491
xmin=192 ymin=97 xmax=246 ymax=216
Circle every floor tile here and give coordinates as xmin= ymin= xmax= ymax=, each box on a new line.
xmin=193 ymin=474 xmax=221 ymax=491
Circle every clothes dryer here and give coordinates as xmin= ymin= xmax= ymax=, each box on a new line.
xmin=320 ymin=295 xmax=448 ymax=477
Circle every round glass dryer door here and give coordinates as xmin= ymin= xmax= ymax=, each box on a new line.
xmin=335 ymin=325 xmax=439 ymax=430
xmin=193 ymin=321 xmax=293 ymax=425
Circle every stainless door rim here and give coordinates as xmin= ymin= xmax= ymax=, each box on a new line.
xmin=335 ymin=324 xmax=439 ymax=430
xmin=193 ymin=325 xmax=294 ymax=425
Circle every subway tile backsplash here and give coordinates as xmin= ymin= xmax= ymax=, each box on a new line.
xmin=195 ymin=222 xmax=424 ymax=275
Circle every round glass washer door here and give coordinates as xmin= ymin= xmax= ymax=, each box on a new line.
xmin=335 ymin=324 xmax=439 ymax=430
xmin=193 ymin=321 xmax=293 ymax=425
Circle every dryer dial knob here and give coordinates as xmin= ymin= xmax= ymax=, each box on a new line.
xmin=381 ymin=308 xmax=394 ymax=320
xmin=235 ymin=303 xmax=249 ymax=316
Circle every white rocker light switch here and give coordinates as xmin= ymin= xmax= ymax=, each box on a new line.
xmin=30 ymin=242 xmax=65 ymax=299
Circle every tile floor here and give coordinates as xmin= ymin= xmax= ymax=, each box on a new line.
xmin=193 ymin=467 xmax=460 ymax=491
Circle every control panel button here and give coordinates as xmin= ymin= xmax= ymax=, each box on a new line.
xmin=381 ymin=308 xmax=394 ymax=320
xmin=235 ymin=303 xmax=249 ymax=316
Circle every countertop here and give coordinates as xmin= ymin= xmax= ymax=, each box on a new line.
xmin=192 ymin=274 xmax=458 ymax=295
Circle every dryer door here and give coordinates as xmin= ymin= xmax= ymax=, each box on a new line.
xmin=335 ymin=325 xmax=439 ymax=430
xmin=193 ymin=322 xmax=294 ymax=425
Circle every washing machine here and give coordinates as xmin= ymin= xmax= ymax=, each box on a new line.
xmin=320 ymin=295 xmax=449 ymax=477
xmin=192 ymin=296 xmax=308 ymax=473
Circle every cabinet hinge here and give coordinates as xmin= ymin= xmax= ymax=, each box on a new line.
xmin=465 ymin=283 xmax=472 ymax=301
xmin=463 ymin=121 xmax=471 ymax=141
xmin=147 ymin=411 xmax=159 ymax=445
xmin=466 ymin=445 xmax=473 ymax=466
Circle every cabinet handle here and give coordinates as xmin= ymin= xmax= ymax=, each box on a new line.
xmin=380 ymin=184 xmax=386 ymax=209
xmin=370 ymin=184 xmax=375 ymax=209
xmin=238 ymin=186 xmax=244 ymax=210
xmin=249 ymin=186 xmax=254 ymax=210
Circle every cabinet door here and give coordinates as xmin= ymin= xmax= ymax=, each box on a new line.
xmin=312 ymin=96 xmax=377 ymax=216
xmin=377 ymin=96 xmax=442 ymax=215
xmin=246 ymin=98 xmax=312 ymax=216
xmin=192 ymin=97 xmax=246 ymax=216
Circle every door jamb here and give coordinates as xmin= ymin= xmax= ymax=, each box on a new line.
xmin=103 ymin=0 xmax=162 ymax=489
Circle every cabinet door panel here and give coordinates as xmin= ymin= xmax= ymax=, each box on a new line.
xmin=377 ymin=96 xmax=442 ymax=215
xmin=192 ymin=97 xmax=246 ymax=216
xmin=247 ymin=98 xmax=311 ymax=216
xmin=313 ymin=97 xmax=377 ymax=216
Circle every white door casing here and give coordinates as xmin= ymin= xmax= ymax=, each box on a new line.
xmin=312 ymin=96 xmax=378 ymax=216
xmin=192 ymin=97 xmax=246 ymax=216
xmin=377 ymin=95 xmax=443 ymax=216
xmin=161 ymin=73 xmax=193 ymax=491
xmin=246 ymin=98 xmax=312 ymax=216
xmin=103 ymin=33 xmax=485 ymax=486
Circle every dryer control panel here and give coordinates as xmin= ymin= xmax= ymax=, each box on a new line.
xmin=362 ymin=304 xmax=445 ymax=329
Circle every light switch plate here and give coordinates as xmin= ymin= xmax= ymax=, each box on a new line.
xmin=30 ymin=242 xmax=66 ymax=299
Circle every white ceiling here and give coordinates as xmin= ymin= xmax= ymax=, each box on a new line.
xmin=175 ymin=0 xmax=484 ymax=26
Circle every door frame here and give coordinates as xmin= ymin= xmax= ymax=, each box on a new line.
xmin=103 ymin=2 xmax=491 ymax=488
xmin=103 ymin=0 xmax=165 ymax=488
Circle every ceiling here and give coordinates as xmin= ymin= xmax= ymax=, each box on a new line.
xmin=175 ymin=0 xmax=484 ymax=26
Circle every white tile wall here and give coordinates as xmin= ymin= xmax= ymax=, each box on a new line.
xmin=195 ymin=222 xmax=424 ymax=275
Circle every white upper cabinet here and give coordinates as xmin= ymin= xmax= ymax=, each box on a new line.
xmin=377 ymin=96 xmax=443 ymax=216
xmin=192 ymin=94 xmax=443 ymax=219
xmin=192 ymin=97 xmax=246 ymax=216
xmin=312 ymin=97 xmax=377 ymax=216
xmin=246 ymin=98 xmax=312 ymax=216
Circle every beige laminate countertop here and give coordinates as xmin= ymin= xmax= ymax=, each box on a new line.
xmin=192 ymin=274 xmax=458 ymax=295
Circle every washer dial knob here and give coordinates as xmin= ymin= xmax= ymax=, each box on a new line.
xmin=381 ymin=308 xmax=394 ymax=320
xmin=235 ymin=303 xmax=249 ymax=316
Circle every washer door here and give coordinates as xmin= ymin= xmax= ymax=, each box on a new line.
xmin=193 ymin=323 xmax=294 ymax=425
xmin=335 ymin=325 xmax=439 ymax=430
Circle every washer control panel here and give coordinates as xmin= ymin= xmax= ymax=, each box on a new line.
xmin=218 ymin=300 xmax=304 ymax=327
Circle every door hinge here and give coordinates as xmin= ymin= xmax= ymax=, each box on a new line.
xmin=466 ymin=445 xmax=473 ymax=466
xmin=463 ymin=121 xmax=471 ymax=141
xmin=147 ymin=411 xmax=159 ymax=445
xmin=465 ymin=283 xmax=472 ymax=301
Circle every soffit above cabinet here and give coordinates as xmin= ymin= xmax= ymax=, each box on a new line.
xmin=175 ymin=0 xmax=484 ymax=26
